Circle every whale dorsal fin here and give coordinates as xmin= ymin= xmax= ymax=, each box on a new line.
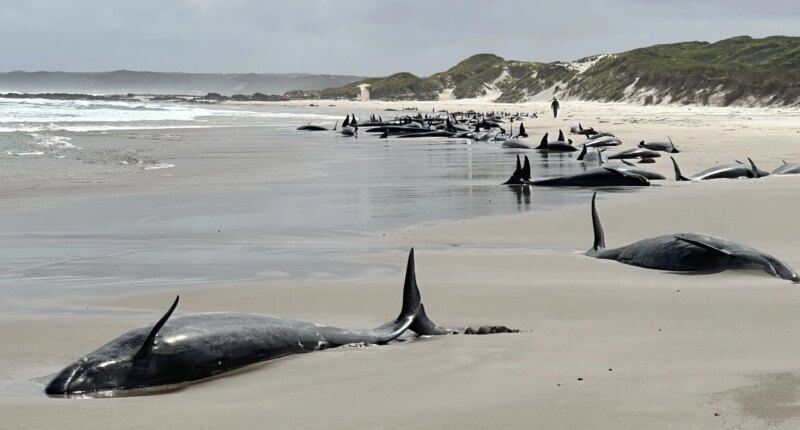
xmin=522 ymin=156 xmax=531 ymax=180
xmin=578 ymin=144 xmax=587 ymax=160
xmin=589 ymin=192 xmax=605 ymax=254
xmin=537 ymin=133 xmax=548 ymax=149
xmin=674 ymin=236 xmax=732 ymax=256
xmin=399 ymin=249 xmax=421 ymax=320
xmin=670 ymin=156 xmax=689 ymax=181
xmin=134 ymin=296 xmax=180 ymax=360
xmin=747 ymin=158 xmax=761 ymax=178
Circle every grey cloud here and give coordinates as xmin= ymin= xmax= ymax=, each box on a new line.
xmin=0 ymin=0 xmax=797 ymax=76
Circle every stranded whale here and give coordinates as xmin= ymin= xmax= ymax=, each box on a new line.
xmin=45 ymin=249 xmax=452 ymax=396
xmin=502 ymin=155 xmax=649 ymax=187
xmin=586 ymin=193 xmax=798 ymax=283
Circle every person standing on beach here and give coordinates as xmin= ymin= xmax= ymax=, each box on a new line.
xmin=551 ymin=97 xmax=560 ymax=118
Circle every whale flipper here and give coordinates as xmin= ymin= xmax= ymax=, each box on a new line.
xmin=674 ymin=236 xmax=732 ymax=256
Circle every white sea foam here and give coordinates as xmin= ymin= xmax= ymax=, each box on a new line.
xmin=0 ymin=98 xmax=339 ymax=134
xmin=144 ymin=163 xmax=175 ymax=170
xmin=29 ymin=134 xmax=77 ymax=149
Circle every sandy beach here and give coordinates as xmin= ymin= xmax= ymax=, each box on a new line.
xmin=2 ymin=99 xmax=800 ymax=429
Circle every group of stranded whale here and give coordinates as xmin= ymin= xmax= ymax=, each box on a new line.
xmin=45 ymin=113 xmax=799 ymax=398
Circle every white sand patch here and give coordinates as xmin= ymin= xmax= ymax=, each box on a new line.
xmin=472 ymin=68 xmax=510 ymax=102
xmin=622 ymin=77 xmax=641 ymax=97
xmin=526 ymin=81 xmax=567 ymax=102
xmin=566 ymin=54 xmax=614 ymax=74
xmin=437 ymin=88 xmax=456 ymax=101
xmin=358 ymin=84 xmax=370 ymax=101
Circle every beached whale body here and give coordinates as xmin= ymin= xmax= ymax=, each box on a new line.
xmin=607 ymin=147 xmax=661 ymax=160
xmin=638 ymin=139 xmax=679 ymax=153
xmin=670 ymin=157 xmax=763 ymax=181
xmin=502 ymin=155 xmax=649 ymax=187
xmin=604 ymin=159 xmax=666 ymax=180
xmin=501 ymin=139 xmax=533 ymax=149
xmin=535 ymin=132 xmax=578 ymax=152
xmin=772 ymin=161 xmax=800 ymax=175
xmin=586 ymin=193 xmax=799 ymax=283
xmin=582 ymin=135 xmax=621 ymax=148
xmin=577 ymin=145 xmax=607 ymax=163
xmin=45 ymin=249 xmax=451 ymax=396
xmin=296 ymin=124 xmax=329 ymax=131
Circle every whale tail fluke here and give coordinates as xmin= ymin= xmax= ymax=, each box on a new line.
xmin=587 ymin=192 xmax=606 ymax=256
xmin=670 ymin=156 xmax=689 ymax=181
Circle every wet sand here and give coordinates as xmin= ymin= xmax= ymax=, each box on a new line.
xmin=2 ymin=100 xmax=800 ymax=429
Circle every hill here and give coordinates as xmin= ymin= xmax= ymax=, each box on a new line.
xmin=0 ymin=70 xmax=365 ymax=96
xmin=306 ymin=36 xmax=800 ymax=107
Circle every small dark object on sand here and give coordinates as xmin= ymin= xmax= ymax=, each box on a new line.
xmin=462 ymin=325 xmax=520 ymax=335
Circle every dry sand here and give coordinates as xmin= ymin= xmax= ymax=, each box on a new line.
xmin=2 ymin=99 xmax=800 ymax=429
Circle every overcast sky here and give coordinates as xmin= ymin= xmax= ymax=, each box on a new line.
xmin=0 ymin=0 xmax=797 ymax=76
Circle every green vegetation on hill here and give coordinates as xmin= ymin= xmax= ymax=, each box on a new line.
xmin=567 ymin=36 xmax=800 ymax=106
xmin=301 ymin=36 xmax=800 ymax=107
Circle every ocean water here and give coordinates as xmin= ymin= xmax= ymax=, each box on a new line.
xmin=0 ymin=99 xmax=644 ymax=313
xmin=0 ymin=97 xmax=337 ymax=155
